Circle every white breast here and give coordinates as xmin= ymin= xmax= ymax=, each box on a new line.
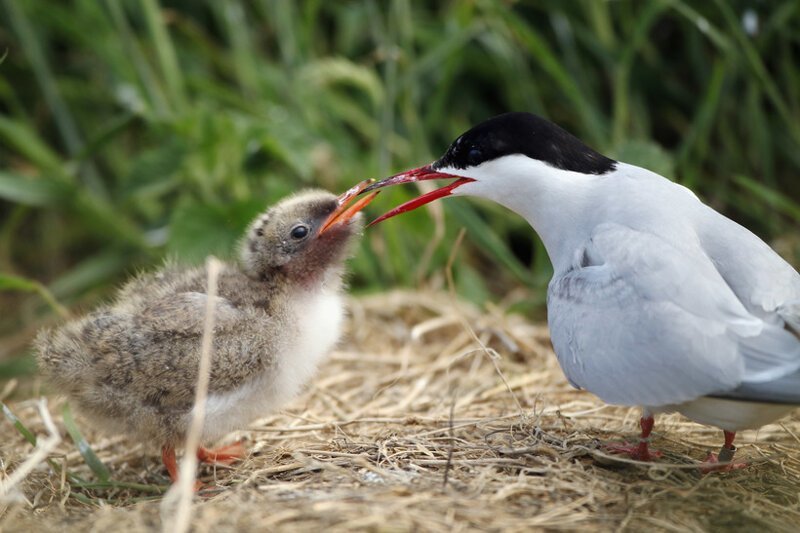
xmin=195 ymin=287 xmax=344 ymax=443
xmin=274 ymin=287 xmax=344 ymax=403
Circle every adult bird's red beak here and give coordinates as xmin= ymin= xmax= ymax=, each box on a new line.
xmin=318 ymin=179 xmax=380 ymax=235
xmin=361 ymin=164 xmax=475 ymax=226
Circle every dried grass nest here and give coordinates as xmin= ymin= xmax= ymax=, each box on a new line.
xmin=1 ymin=289 xmax=799 ymax=532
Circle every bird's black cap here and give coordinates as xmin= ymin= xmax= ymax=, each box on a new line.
xmin=433 ymin=112 xmax=616 ymax=175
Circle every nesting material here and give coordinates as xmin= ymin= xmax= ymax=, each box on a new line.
xmin=2 ymin=290 xmax=799 ymax=531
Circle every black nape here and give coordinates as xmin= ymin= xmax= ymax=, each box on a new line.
xmin=434 ymin=112 xmax=616 ymax=175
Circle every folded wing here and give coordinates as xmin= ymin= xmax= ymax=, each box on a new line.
xmin=547 ymin=223 xmax=799 ymax=407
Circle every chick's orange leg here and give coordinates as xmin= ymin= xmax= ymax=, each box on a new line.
xmin=161 ymin=445 xmax=205 ymax=490
xmin=196 ymin=441 xmax=246 ymax=465
xmin=161 ymin=445 xmax=180 ymax=483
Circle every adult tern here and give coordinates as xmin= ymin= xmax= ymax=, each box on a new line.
xmin=362 ymin=112 xmax=800 ymax=466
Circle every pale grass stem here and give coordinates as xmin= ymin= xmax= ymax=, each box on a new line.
xmin=0 ymin=398 xmax=61 ymax=502
xmin=161 ymin=256 xmax=221 ymax=533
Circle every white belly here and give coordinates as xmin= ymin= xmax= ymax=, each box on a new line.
xmin=195 ymin=288 xmax=344 ymax=443
xmin=653 ymin=397 xmax=795 ymax=431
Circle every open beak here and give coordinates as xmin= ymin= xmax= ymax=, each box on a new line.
xmin=360 ymin=164 xmax=474 ymax=226
xmin=318 ymin=179 xmax=380 ymax=235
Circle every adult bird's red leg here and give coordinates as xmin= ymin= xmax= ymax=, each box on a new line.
xmin=701 ymin=430 xmax=747 ymax=473
xmin=605 ymin=415 xmax=663 ymax=461
xmin=197 ymin=441 xmax=246 ymax=465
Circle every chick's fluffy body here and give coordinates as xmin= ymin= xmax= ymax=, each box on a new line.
xmin=36 ymin=190 xmax=357 ymax=447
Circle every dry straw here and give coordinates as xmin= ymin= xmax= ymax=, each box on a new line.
xmin=0 ymin=399 xmax=60 ymax=503
xmin=1 ymin=289 xmax=799 ymax=531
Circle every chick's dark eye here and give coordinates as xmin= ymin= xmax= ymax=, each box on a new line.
xmin=290 ymin=224 xmax=309 ymax=240
xmin=467 ymin=147 xmax=483 ymax=165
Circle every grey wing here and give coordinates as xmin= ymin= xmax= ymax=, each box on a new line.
xmin=715 ymin=302 xmax=800 ymax=404
xmin=695 ymin=204 xmax=800 ymax=318
xmin=786 ymin=304 xmax=800 ymax=336
xmin=714 ymin=368 xmax=800 ymax=404
xmin=693 ymin=208 xmax=800 ymax=399
xmin=547 ymin=223 xmax=772 ymax=407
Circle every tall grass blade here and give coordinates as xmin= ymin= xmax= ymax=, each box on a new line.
xmin=61 ymin=403 xmax=111 ymax=483
xmin=0 ymin=273 xmax=70 ymax=317
xmin=141 ymin=0 xmax=186 ymax=113
xmin=2 ymin=401 xmax=39 ymax=446
xmin=1 ymin=0 xmax=104 ymax=196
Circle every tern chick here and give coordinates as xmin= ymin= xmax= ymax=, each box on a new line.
xmin=35 ymin=187 xmax=376 ymax=483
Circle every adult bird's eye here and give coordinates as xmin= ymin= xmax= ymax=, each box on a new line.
xmin=467 ymin=148 xmax=483 ymax=165
xmin=290 ymin=224 xmax=309 ymax=240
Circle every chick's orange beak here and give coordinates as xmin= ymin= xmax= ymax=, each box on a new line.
xmin=318 ymin=179 xmax=379 ymax=235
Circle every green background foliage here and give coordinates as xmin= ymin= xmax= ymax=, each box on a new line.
xmin=1 ymin=0 xmax=799 ymax=373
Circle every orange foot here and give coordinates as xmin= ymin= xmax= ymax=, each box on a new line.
xmin=196 ymin=441 xmax=246 ymax=466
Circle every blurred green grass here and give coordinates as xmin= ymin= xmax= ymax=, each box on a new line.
xmin=1 ymin=0 xmax=800 ymax=375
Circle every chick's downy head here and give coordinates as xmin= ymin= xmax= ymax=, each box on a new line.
xmin=240 ymin=189 xmax=365 ymax=282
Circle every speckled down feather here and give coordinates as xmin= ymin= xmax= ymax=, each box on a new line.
xmin=36 ymin=189 xmax=362 ymax=447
